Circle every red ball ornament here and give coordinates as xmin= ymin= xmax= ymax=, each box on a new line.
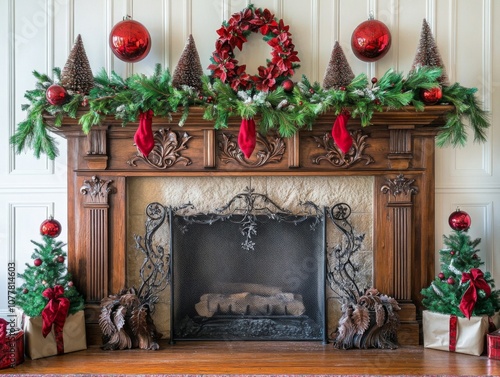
xmin=57 ymin=256 xmax=65 ymax=263
xmin=447 ymin=277 xmax=455 ymax=285
xmin=448 ymin=209 xmax=472 ymax=231
xmin=23 ymin=288 xmax=29 ymax=294
xmin=438 ymin=272 xmax=445 ymax=280
xmin=421 ymin=86 xmax=443 ymax=105
xmin=450 ymin=250 xmax=456 ymax=256
xmin=282 ymin=79 xmax=294 ymax=93
xmin=109 ymin=18 xmax=151 ymax=63
xmin=34 ymin=258 xmax=42 ymax=267
xmin=68 ymin=281 xmax=74 ymax=287
xmin=46 ymin=84 xmax=68 ymax=106
xmin=40 ymin=216 xmax=62 ymax=238
xmin=351 ymin=16 xmax=391 ymax=62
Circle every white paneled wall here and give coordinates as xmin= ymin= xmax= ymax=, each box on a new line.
xmin=1 ymin=0 xmax=499 ymax=317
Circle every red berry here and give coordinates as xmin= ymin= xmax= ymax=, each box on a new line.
xmin=339 ymin=86 xmax=346 ymax=91
xmin=447 ymin=277 xmax=455 ymax=285
xmin=68 ymin=281 xmax=74 ymax=287
xmin=373 ymin=99 xmax=381 ymax=105
xmin=34 ymin=258 xmax=42 ymax=267
xmin=309 ymin=88 xmax=314 ymax=94
xmin=450 ymin=250 xmax=455 ymax=256
xmin=23 ymin=288 xmax=28 ymax=294
xmin=438 ymin=272 xmax=445 ymax=280
xmin=57 ymin=256 xmax=65 ymax=263
xmin=371 ymin=77 xmax=378 ymax=84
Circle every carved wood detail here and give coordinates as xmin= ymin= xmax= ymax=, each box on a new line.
xmin=80 ymin=176 xmax=115 ymax=303
xmin=218 ymin=132 xmax=285 ymax=168
xmin=127 ymin=128 xmax=193 ymax=169
xmin=381 ymin=174 xmax=418 ymax=301
xmin=312 ymin=130 xmax=374 ymax=168
xmin=47 ymin=107 xmax=453 ymax=345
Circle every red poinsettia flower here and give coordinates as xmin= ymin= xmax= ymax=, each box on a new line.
xmin=271 ymin=19 xmax=291 ymax=36
xmin=229 ymin=7 xmax=253 ymax=31
xmin=230 ymin=65 xmax=252 ymax=91
xmin=216 ymin=25 xmax=247 ymax=51
xmin=254 ymin=64 xmax=280 ymax=92
xmin=208 ymin=51 xmax=237 ymax=82
xmin=250 ymin=8 xmax=277 ymax=35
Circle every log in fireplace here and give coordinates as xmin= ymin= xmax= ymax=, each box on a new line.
xmin=49 ymin=105 xmax=452 ymax=345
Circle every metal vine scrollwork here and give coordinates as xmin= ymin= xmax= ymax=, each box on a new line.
xmin=381 ymin=174 xmax=418 ymax=197
xmin=177 ymin=188 xmax=322 ymax=251
xmin=312 ymin=130 xmax=374 ymax=168
xmin=127 ymin=128 xmax=193 ymax=169
xmin=218 ymin=133 xmax=285 ymax=168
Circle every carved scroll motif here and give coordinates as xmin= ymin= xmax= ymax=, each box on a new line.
xmin=127 ymin=128 xmax=193 ymax=169
xmin=218 ymin=132 xmax=285 ymax=168
xmin=312 ymin=130 xmax=374 ymax=168
xmin=381 ymin=174 xmax=418 ymax=199
xmin=80 ymin=176 xmax=115 ymax=204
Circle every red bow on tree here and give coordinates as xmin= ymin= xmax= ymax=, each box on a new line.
xmin=134 ymin=109 xmax=155 ymax=157
xmin=238 ymin=118 xmax=257 ymax=158
xmin=332 ymin=111 xmax=353 ymax=154
xmin=42 ymin=285 xmax=70 ymax=354
xmin=459 ymin=268 xmax=491 ymax=319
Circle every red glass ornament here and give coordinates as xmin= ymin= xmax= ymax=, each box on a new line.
xmin=57 ymin=256 xmax=65 ymax=263
xmin=282 ymin=79 xmax=294 ymax=93
xmin=448 ymin=209 xmax=471 ymax=231
xmin=109 ymin=18 xmax=151 ymax=63
xmin=40 ymin=216 xmax=62 ymax=238
xmin=46 ymin=84 xmax=68 ymax=106
xmin=438 ymin=272 xmax=445 ymax=280
xmin=447 ymin=277 xmax=455 ymax=285
xmin=34 ymin=258 xmax=42 ymax=267
xmin=23 ymin=288 xmax=29 ymax=294
xmin=68 ymin=281 xmax=74 ymax=287
xmin=421 ymin=86 xmax=443 ymax=105
xmin=351 ymin=17 xmax=391 ymax=62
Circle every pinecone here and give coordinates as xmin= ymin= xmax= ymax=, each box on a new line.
xmin=322 ymin=41 xmax=355 ymax=90
xmin=172 ymin=34 xmax=204 ymax=91
xmin=61 ymin=34 xmax=94 ymax=94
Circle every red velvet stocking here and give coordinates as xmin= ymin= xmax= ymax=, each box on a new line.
xmin=238 ymin=118 xmax=257 ymax=158
xmin=332 ymin=112 xmax=353 ymax=154
xmin=134 ymin=110 xmax=155 ymax=157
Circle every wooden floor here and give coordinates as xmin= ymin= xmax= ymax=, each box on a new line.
xmin=6 ymin=341 xmax=500 ymax=376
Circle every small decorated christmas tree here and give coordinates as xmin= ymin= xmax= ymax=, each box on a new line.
xmin=322 ymin=41 xmax=355 ymax=90
xmin=411 ymin=19 xmax=449 ymax=86
xmin=421 ymin=209 xmax=500 ymax=319
xmin=60 ymin=34 xmax=94 ymax=94
xmin=172 ymin=34 xmax=204 ymax=91
xmin=15 ymin=217 xmax=84 ymax=317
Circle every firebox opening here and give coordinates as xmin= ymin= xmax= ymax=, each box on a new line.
xmin=171 ymin=212 xmax=326 ymax=341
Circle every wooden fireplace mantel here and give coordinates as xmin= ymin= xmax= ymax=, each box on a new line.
xmin=48 ymin=105 xmax=453 ymax=345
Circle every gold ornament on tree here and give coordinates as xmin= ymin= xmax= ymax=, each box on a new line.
xmin=172 ymin=34 xmax=204 ymax=91
xmin=60 ymin=34 xmax=94 ymax=94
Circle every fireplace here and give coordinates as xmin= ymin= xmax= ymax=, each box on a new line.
xmin=49 ymin=106 xmax=452 ymax=345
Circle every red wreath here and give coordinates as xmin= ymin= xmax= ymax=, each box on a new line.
xmin=208 ymin=5 xmax=300 ymax=92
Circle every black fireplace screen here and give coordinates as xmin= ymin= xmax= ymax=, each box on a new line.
xmin=169 ymin=190 xmax=326 ymax=341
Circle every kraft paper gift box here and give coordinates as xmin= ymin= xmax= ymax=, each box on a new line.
xmin=423 ymin=310 xmax=500 ymax=356
xmin=0 ymin=318 xmax=24 ymax=369
xmin=16 ymin=309 xmax=87 ymax=360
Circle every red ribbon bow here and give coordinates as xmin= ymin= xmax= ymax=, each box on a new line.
xmin=42 ymin=285 xmax=70 ymax=354
xmin=134 ymin=109 xmax=155 ymax=157
xmin=331 ymin=111 xmax=353 ymax=154
xmin=459 ymin=268 xmax=491 ymax=319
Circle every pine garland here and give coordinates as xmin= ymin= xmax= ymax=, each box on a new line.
xmin=10 ymin=64 xmax=491 ymax=159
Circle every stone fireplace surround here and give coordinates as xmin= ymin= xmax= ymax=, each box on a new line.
xmin=49 ymin=105 xmax=452 ymax=346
